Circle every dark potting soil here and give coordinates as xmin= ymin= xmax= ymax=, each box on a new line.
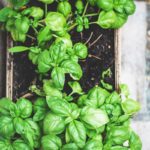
xmin=12 ymin=1 xmax=115 ymax=99
xmin=12 ymin=27 xmax=115 ymax=99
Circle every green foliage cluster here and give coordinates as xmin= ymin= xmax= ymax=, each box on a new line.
xmin=0 ymin=0 xmax=141 ymax=149
xmin=0 ymin=84 xmax=142 ymax=149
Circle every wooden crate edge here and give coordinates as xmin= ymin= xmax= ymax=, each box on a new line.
xmin=114 ymin=29 xmax=121 ymax=90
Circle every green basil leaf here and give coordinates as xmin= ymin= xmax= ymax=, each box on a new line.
xmin=43 ymin=80 xmax=63 ymax=98
xmin=70 ymin=103 xmax=80 ymax=120
xmin=68 ymin=120 xmax=86 ymax=148
xmin=26 ymin=119 xmax=41 ymax=148
xmin=77 ymin=95 xmax=88 ymax=107
xmin=97 ymin=10 xmax=117 ymax=29
xmin=86 ymin=128 xmax=97 ymax=138
xmin=57 ymin=1 xmax=72 ymax=17
xmin=73 ymin=43 xmax=88 ymax=59
xmin=86 ymin=126 xmax=105 ymax=138
xmin=0 ymin=116 xmax=15 ymax=138
xmin=119 ymin=84 xmax=130 ymax=97
xmin=103 ymin=140 xmax=113 ymax=150
xmin=69 ymin=55 xmax=79 ymax=63
xmin=13 ymin=117 xmax=26 ymax=134
xmin=64 ymin=95 xmax=73 ymax=102
xmin=80 ymin=106 xmax=109 ymax=129
xmin=55 ymin=36 xmax=73 ymax=50
xmin=129 ymin=131 xmax=142 ymax=150
xmin=106 ymin=125 xmax=131 ymax=145
xmin=43 ymin=113 xmax=65 ymax=135
xmin=113 ymin=0 xmax=124 ymax=14
xmin=97 ymin=0 xmax=113 ymax=11
xmin=110 ymin=146 xmax=128 ymax=150
xmin=37 ymin=50 xmax=52 ymax=73
xmin=101 ymin=80 xmax=113 ymax=91
xmin=10 ymin=28 xmax=27 ymax=42
xmin=102 ymin=68 xmax=112 ymax=79
xmin=117 ymin=114 xmax=129 ymax=123
xmin=111 ymin=104 xmax=122 ymax=117
xmin=65 ymin=127 xmax=71 ymax=143
xmin=68 ymin=81 xmax=83 ymax=95
xmin=124 ymin=0 xmax=136 ymax=15
xmin=111 ymin=13 xmax=127 ymax=29
xmin=28 ymin=52 xmax=40 ymax=65
xmin=22 ymin=130 xmax=34 ymax=149
xmin=77 ymin=24 xmax=83 ymax=32
xmin=8 ymin=46 xmax=29 ymax=53
xmin=84 ymin=138 xmax=103 ymax=150
xmin=106 ymin=91 xmax=121 ymax=104
xmin=87 ymin=86 xmax=110 ymax=107
xmin=41 ymin=135 xmax=62 ymax=150
xmin=37 ymin=26 xmax=52 ymax=44
xmin=0 ymin=98 xmax=13 ymax=115
xmin=10 ymin=0 xmax=29 ymax=9
xmin=114 ymin=0 xmax=136 ymax=16
xmin=65 ymin=103 xmax=80 ymax=124
xmin=13 ymin=139 xmax=31 ymax=150
xmin=75 ymin=0 xmax=84 ymax=14
xmin=84 ymin=17 xmax=89 ymax=29
xmin=33 ymin=97 xmax=47 ymax=108
xmin=38 ymin=0 xmax=54 ymax=4
xmin=16 ymin=98 xmax=32 ymax=119
xmin=21 ymin=7 xmax=32 ymax=15
xmin=33 ymin=109 xmax=47 ymax=122
xmin=29 ymin=85 xmax=45 ymax=97
xmin=61 ymin=60 xmax=82 ymax=80
xmin=22 ymin=119 xmax=41 ymax=148
xmin=62 ymin=143 xmax=79 ymax=150
xmin=49 ymin=42 xmax=67 ymax=65
xmin=0 ymin=138 xmax=12 ymax=149
xmin=46 ymin=97 xmax=71 ymax=117
xmin=55 ymin=29 xmax=68 ymax=37
xmin=51 ymin=67 xmax=65 ymax=90
xmin=33 ymin=97 xmax=48 ymax=122
xmin=121 ymin=99 xmax=140 ymax=115
xmin=0 ymin=7 xmax=13 ymax=22
xmin=87 ymin=0 xmax=97 ymax=6
xmin=45 ymin=12 xmax=66 ymax=32
xmin=30 ymin=7 xmax=44 ymax=19
xmin=15 ymin=16 xmax=30 ymax=34
xmin=30 ymin=46 xmax=41 ymax=54
xmin=9 ymin=103 xmax=20 ymax=118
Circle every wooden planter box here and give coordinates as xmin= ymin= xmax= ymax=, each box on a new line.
xmin=0 ymin=1 xmax=121 ymax=99
xmin=3 ymin=30 xmax=121 ymax=99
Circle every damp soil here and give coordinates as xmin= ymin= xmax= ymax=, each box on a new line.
xmin=12 ymin=1 xmax=115 ymax=99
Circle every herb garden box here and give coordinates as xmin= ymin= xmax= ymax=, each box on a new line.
xmin=0 ymin=0 xmax=142 ymax=150
xmin=5 ymin=30 xmax=120 ymax=99
xmin=0 ymin=1 xmax=121 ymax=100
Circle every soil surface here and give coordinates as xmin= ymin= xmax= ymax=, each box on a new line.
xmin=12 ymin=1 xmax=115 ymax=99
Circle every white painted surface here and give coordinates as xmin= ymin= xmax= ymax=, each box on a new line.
xmin=121 ymin=1 xmax=146 ymax=107
xmin=121 ymin=2 xmax=150 ymax=150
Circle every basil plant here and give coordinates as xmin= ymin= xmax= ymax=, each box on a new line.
xmin=0 ymin=98 xmax=41 ymax=149
xmin=0 ymin=0 xmax=141 ymax=150
xmin=26 ymin=83 xmax=142 ymax=149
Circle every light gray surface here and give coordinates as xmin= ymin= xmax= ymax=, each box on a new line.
xmin=121 ymin=1 xmax=150 ymax=150
xmin=121 ymin=1 xmax=146 ymax=114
